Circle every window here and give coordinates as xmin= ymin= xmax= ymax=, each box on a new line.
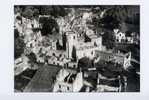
xmin=31 ymin=24 xmax=34 ymax=28
xmin=73 ymin=65 xmax=76 ymax=68
xmin=108 ymin=56 xmax=111 ymax=60
xmin=67 ymin=87 xmax=70 ymax=90
xmin=59 ymin=54 xmax=62 ymax=57
xmin=91 ymin=51 xmax=93 ymax=55
xmin=64 ymin=55 xmax=66 ymax=58
xmin=53 ymin=53 xmax=55 ymax=56
xmin=59 ymin=85 xmax=61 ymax=89
xmin=94 ymin=42 xmax=97 ymax=46
xmin=126 ymin=54 xmax=129 ymax=59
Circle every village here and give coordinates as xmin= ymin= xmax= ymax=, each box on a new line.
xmin=14 ymin=6 xmax=140 ymax=92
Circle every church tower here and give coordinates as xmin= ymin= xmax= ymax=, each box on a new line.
xmin=66 ymin=31 xmax=77 ymax=59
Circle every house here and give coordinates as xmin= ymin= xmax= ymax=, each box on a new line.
xmin=95 ymin=50 xmax=131 ymax=70
xmin=53 ymin=69 xmax=83 ymax=92
xmin=68 ymin=61 xmax=78 ymax=69
xmin=14 ymin=55 xmax=30 ymax=75
xmin=114 ymin=29 xmax=138 ymax=44
xmin=114 ymin=29 xmax=126 ymax=43
xmin=65 ymin=31 xmax=102 ymax=60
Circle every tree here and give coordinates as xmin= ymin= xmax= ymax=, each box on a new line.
xmin=14 ymin=36 xmax=25 ymax=59
xmin=91 ymin=6 xmax=133 ymax=31
xmin=101 ymin=15 xmax=120 ymax=30
xmin=22 ymin=6 xmax=34 ymax=19
xmin=56 ymin=39 xmax=63 ymax=50
xmin=14 ymin=6 xmax=23 ymax=14
xmin=102 ymin=31 xmax=115 ymax=49
xmin=33 ymin=7 xmax=39 ymax=17
xmin=14 ymin=29 xmax=19 ymax=39
xmin=41 ymin=36 xmax=52 ymax=47
xmin=62 ymin=33 xmax=67 ymax=50
xmin=27 ymin=52 xmax=37 ymax=64
xmin=21 ymin=6 xmax=40 ymax=19
xmin=40 ymin=6 xmax=70 ymax=18
xmin=39 ymin=17 xmax=59 ymax=36
xmin=78 ymin=57 xmax=93 ymax=70
xmin=72 ymin=46 xmax=77 ymax=61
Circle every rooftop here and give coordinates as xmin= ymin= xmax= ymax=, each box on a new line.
xmin=76 ymin=42 xmax=97 ymax=51
xmin=95 ymin=50 xmax=129 ymax=58
xmin=64 ymin=73 xmax=77 ymax=84
xmin=24 ymin=64 xmax=60 ymax=92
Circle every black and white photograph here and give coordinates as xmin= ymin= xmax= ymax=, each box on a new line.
xmin=14 ymin=5 xmax=140 ymax=92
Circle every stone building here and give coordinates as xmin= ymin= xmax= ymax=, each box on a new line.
xmin=64 ymin=30 xmax=102 ymax=60
xmin=95 ymin=50 xmax=131 ymax=70
xmin=14 ymin=55 xmax=30 ymax=75
xmin=114 ymin=29 xmax=136 ymax=44
xmin=53 ymin=69 xmax=83 ymax=92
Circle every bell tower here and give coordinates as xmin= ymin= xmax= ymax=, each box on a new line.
xmin=66 ymin=31 xmax=77 ymax=59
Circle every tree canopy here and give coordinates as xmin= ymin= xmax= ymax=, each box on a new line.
xmin=39 ymin=17 xmax=59 ymax=36
xmin=78 ymin=57 xmax=94 ymax=70
xmin=91 ymin=6 xmax=140 ymax=31
xmin=15 ymin=6 xmax=70 ymax=19
xmin=27 ymin=52 xmax=37 ymax=64
xmin=102 ymin=31 xmax=115 ymax=49
xmin=14 ymin=36 xmax=25 ymax=59
xmin=39 ymin=6 xmax=70 ymax=18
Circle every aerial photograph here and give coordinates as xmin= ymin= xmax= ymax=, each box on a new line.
xmin=14 ymin=5 xmax=140 ymax=92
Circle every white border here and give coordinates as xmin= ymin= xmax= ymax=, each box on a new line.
xmin=14 ymin=0 xmax=141 ymax=5
xmin=0 ymin=0 xmax=149 ymax=100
